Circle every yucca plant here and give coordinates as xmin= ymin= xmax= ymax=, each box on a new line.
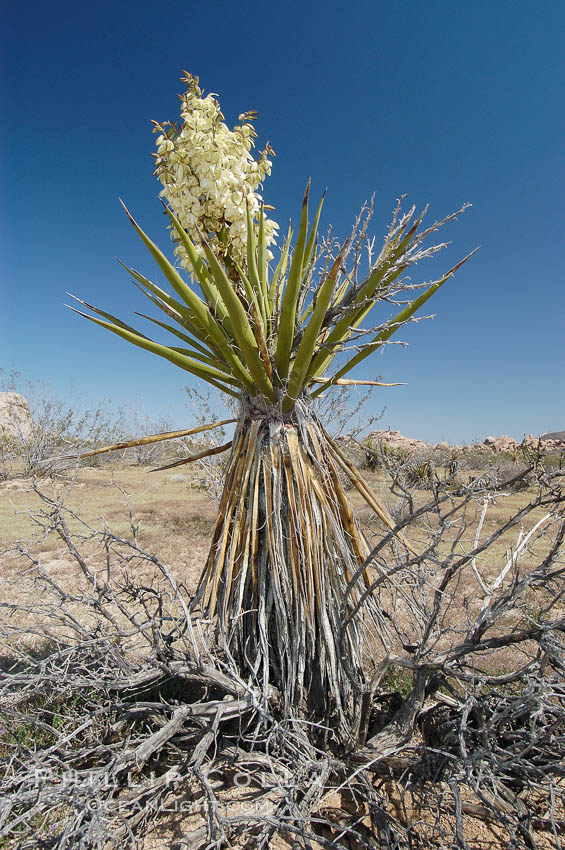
xmin=69 ymin=74 xmax=473 ymax=745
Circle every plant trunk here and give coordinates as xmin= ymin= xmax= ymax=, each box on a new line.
xmin=193 ymin=403 xmax=378 ymax=747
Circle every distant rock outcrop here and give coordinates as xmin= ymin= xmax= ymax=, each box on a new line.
xmin=361 ymin=427 xmax=565 ymax=455
xmin=0 ymin=393 xmax=33 ymax=441
xmin=483 ymin=435 xmax=519 ymax=453
xmin=364 ymin=429 xmax=429 ymax=453
xmin=541 ymin=430 xmax=565 ymax=441
xmin=521 ymin=433 xmax=565 ymax=452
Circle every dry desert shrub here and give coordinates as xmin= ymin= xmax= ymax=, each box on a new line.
xmin=0 ymin=457 xmax=563 ymax=849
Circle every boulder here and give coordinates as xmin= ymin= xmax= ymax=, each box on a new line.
xmin=365 ymin=429 xmax=428 ymax=452
xmin=0 ymin=393 xmax=33 ymax=441
xmin=483 ymin=435 xmax=519 ymax=453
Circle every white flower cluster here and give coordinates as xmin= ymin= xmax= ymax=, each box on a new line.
xmin=153 ymin=72 xmax=279 ymax=269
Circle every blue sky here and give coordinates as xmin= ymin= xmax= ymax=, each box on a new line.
xmin=2 ymin=0 xmax=564 ymax=443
